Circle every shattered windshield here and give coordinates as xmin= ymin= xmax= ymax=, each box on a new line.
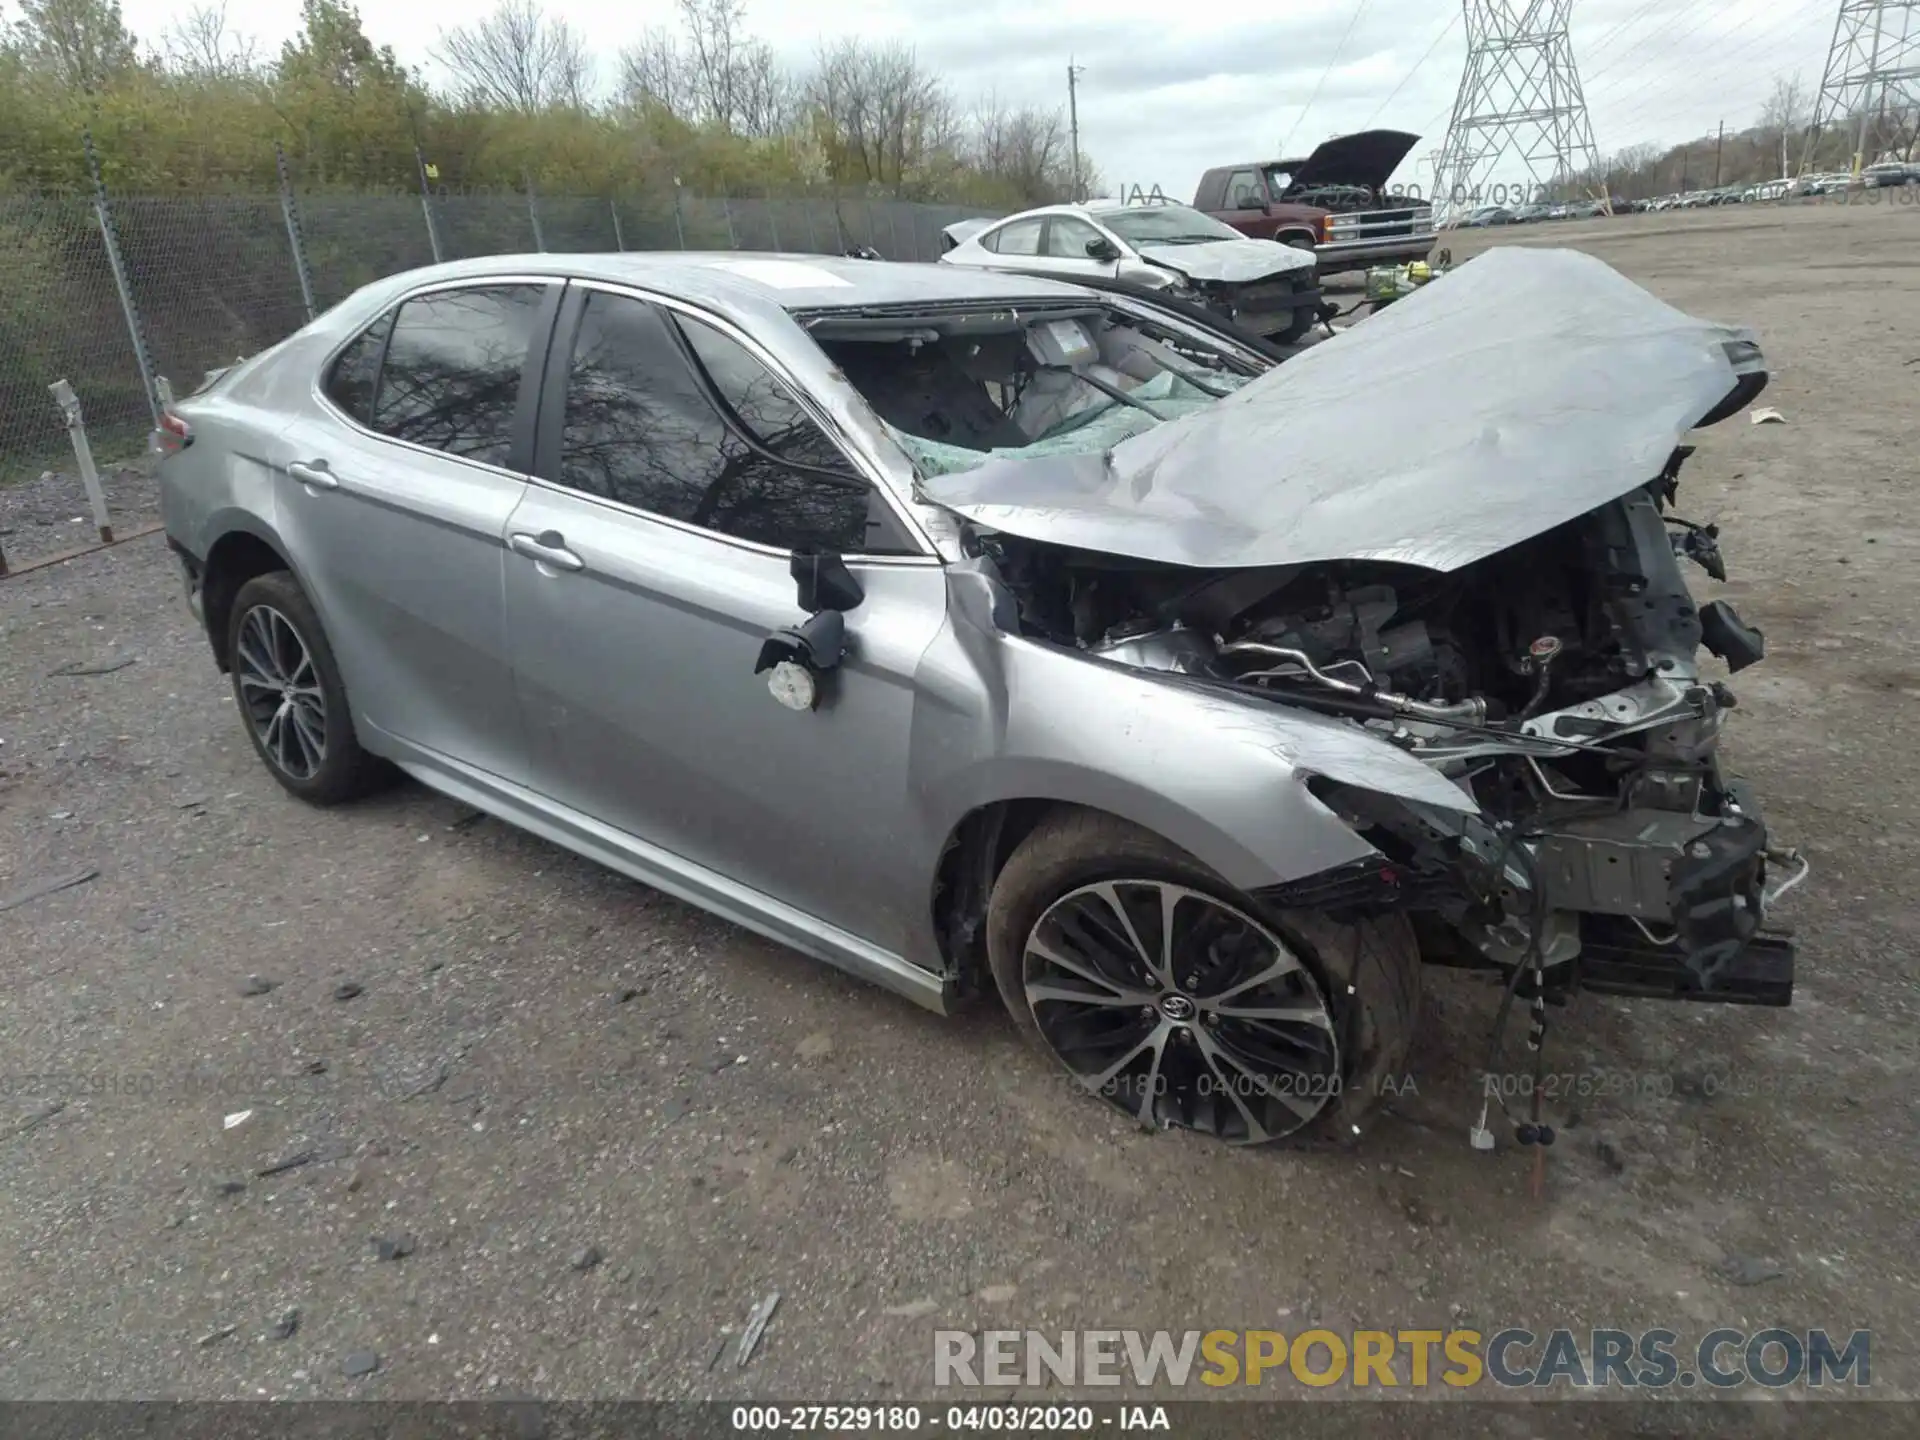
xmin=807 ymin=303 xmax=1259 ymax=480
xmin=1095 ymin=205 xmax=1244 ymax=247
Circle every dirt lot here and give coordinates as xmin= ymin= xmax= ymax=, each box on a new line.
xmin=0 ymin=200 xmax=1916 ymax=1425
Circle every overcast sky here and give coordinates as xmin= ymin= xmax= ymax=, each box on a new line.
xmin=117 ymin=0 xmax=1841 ymax=195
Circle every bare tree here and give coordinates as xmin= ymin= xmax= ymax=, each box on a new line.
xmin=163 ymin=1 xmax=257 ymax=79
xmin=618 ymin=26 xmax=687 ymax=116
xmin=1757 ymin=72 xmax=1808 ymax=178
xmin=680 ymin=0 xmax=740 ymax=130
xmin=969 ymin=91 xmax=1076 ymax=202
xmin=616 ymin=1 xmax=791 ymax=135
xmin=731 ymin=35 xmax=792 ymax=138
xmin=805 ymin=39 xmax=953 ymax=188
xmin=439 ymin=0 xmax=591 ymax=113
xmin=9 ymin=0 xmax=141 ymax=93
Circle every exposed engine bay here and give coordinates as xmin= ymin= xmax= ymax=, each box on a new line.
xmin=976 ymin=445 xmax=1805 ymax=1007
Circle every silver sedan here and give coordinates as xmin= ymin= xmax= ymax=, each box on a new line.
xmin=156 ymin=249 xmax=1803 ymax=1154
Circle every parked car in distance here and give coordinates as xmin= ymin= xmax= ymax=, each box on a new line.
xmin=1510 ymin=202 xmax=1553 ymax=223
xmin=940 ymin=200 xmax=1322 ymax=343
xmin=153 ymin=248 xmax=1802 ymax=1156
xmin=1795 ymin=172 xmax=1856 ymax=196
xmin=1192 ymin=130 xmax=1435 ymax=273
xmin=1449 ymin=204 xmax=1517 ymax=228
xmin=1863 ymin=160 xmax=1920 ymax=188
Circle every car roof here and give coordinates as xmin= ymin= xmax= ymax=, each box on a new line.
xmin=1084 ymin=201 xmax=1201 ymax=218
xmin=341 ymin=250 xmax=1092 ymax=317
xmin=974 ymin=199 xmax=1204 ymax=229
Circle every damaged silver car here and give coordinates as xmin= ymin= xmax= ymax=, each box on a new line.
xmin=155 ymin=247 xmax=1804 ymax=1153
xmin=940 ymin=201 xmax=1324 ymax=344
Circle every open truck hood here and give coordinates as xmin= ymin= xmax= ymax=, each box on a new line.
xmin=919 ymin=247 xmax=1764 ymax=573
xmin=1134 ymin=237 xmax=1316 ymax=284
xmin=1279 ymin=129 xmax=1421 ymax=194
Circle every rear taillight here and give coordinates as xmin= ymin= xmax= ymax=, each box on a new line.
xmin=156 ymin=411 xmax=193 ymax=453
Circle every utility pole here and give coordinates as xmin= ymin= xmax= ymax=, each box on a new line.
xmin=1712 ymin=120 xmax=1725 ymax=186
xmin=1067 ymin=59 xmax=1086 ymax=201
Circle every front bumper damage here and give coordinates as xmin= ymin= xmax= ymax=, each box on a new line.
xmin=1295 ymin=721 xmax=1809 ymax=1009
xmin=921 ymin=245 xmax=1807 ymax=1011
xmin=1530 ymin=780 xmax=1805 ymax=998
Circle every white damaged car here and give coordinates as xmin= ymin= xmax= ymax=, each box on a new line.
xmin=941 ymin=200 xmax=1324 ymax=343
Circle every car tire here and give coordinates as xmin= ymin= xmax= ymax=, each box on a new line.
xmin=226 ymin=570 xmax=389 ymax=806
xmin=1276 ymin=276 xmax=1320 ymax=344
xmin=985 ymin=807 xmax=1421 ymax=1149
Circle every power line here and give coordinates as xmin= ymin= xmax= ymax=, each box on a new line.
xmin=1579 ymin=0 xmax=1685 ymax=73
xmin=1280 ymin=0 xmax=1374 ymax=155
xmin=1582 ymin=0 xmax=1723 ymax=90
xmin=1363 ymin=11 xmax=1462 ymax=130
xmin=1586 ymin=1 xmax=1828 ymax=138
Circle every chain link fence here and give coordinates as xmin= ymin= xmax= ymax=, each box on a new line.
xmin=1 ymin=156 xmax=1004 ymax=496
xmin=0 ymin=191 xmax=154 ymax=490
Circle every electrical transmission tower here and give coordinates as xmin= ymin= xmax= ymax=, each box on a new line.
xmin=1802 ymin=2 xmax=1920 ymax=173
xmin=1431 ymin=1 xmax=1601 ymax=218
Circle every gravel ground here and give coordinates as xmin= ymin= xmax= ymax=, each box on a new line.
xmin=0 ymin=459 xmax=160 ymax=573
xmin=0 ymin=201 xmax=1916 ymax=1424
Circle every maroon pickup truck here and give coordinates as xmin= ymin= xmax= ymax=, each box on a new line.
xmin=1194 ymin=130 xmax=1436 ymax=275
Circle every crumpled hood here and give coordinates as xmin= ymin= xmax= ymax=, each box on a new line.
xmin=1134 ymin=237 xmax=1317 ymax=284
xmin=919 ymin=247 xmax=1761 ymax=573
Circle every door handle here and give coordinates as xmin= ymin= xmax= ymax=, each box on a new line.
xmin=288 ymin=460 xmax=337 ymax=491
xmin=510 ymin=530 xmax=585 ymax=573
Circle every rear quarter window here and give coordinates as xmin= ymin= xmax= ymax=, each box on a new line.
xmin=984 ymin=218 xmax=1043 ymax=256
xmin=322 ymin=310 xmax=394 ymax=425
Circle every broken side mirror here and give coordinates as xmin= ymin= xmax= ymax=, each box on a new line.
xmin=790 ymin=547 xmax=864 ymax=613
xmin=755 ymin=550 xmax=862 ymax=712
xmin=1085 ymin=237 xmax=1121 ymax=262
xmin=754 ymin=610 xmax=846 ymax=712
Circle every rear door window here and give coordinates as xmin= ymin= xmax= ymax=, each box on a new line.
xmin=370 ymin=285 xmax=548 ymax=467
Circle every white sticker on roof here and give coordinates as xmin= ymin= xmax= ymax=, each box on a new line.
xmin=710 ymin=259 xmax=854 ymax=289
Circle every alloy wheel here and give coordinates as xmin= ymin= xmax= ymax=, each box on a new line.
xmin=234 ymin=604 xmax=328 ymax=781
xmin=1023 ymin=881 xmax=1339 ymax=1144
